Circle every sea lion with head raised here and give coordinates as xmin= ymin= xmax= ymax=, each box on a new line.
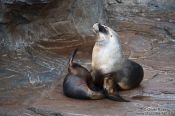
xmin=91 ymin=23 xmax=144 ymax=101
xmin=63 ymin=48 xmax=104 ymax=100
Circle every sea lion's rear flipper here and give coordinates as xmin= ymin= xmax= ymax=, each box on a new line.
xmin=103 ymin=76 xmax=130 ymax=102
xmin=104 ymin=89 xmax=129 ymax=102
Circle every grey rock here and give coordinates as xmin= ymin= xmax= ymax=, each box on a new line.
xmin=0 ymin=0 xmax=175 ymax=51
xmin=1 ymin=0 xmax=51 ymax=5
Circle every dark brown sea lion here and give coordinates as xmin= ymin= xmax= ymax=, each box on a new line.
xmin=91 ymin=23 xmax=144 ymax=102
xmin=63 ymin=48 xmax=104 ymax=100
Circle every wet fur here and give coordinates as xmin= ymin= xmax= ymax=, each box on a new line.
xmin=95 ymin=59 xmax=143 ymax=90
xmin=92 ymin=23 xmax=144 ymax=101
xmin=115 ymin=60 xmax=143 ymax=90
xmin=63 ymin=48 xmax=104 ymax=100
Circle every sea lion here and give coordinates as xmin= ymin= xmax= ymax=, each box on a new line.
xmin=63 ymin=48 xmax=104 ymax=100
xmin=91 ymin=23 xmax=144 ymax=101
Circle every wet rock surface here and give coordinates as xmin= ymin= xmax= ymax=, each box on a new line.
xmin=0 ymin=0 xmax=175 ymax=115
xmin=23 ymin=41 xmax=175 ymax=116
xmin=0 ymin=37 xmax=175 ymax=116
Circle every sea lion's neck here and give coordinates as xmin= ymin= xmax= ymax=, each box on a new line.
xmin=108 ymin=38 xmax=125 ymax=67
xmin=95 ymin=36 xmax=123 ymax=58
xmin=111 ymin=37 xmax=123 ymax=57
xmin=95 ymin=40 xmax=109 ymax=46
xmin=92 ymin=36 xmax=125 ymax=73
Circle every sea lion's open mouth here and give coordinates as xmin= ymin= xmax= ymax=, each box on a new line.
xmin=98 ymin=24 xmax=108 ymax=34
xmin=93 ymin=23 xmax=108 ymax=34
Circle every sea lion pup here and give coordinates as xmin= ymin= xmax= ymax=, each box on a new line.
xmin=63 ymin=48 xmax=104 ymax=100
xmin=91 ymin=23 xmax=144 ymax=101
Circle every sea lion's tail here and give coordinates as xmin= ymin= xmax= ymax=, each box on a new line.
xmin=68 ymin=48 xmax=78 ymax=67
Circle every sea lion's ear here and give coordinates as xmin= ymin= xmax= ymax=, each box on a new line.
xmin=98 ymin=24 xmax=108 ymax=34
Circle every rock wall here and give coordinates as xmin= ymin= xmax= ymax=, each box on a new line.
xmin=105 ymin=0 xmax=175 ymax=37
xmin=0 ymin=0 xmax=175 ymax=53
xmin=0 ymin=0 xmax=107 ymax=52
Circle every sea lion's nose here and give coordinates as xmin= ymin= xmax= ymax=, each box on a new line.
xmin=93 ymin=23 xmax=99 ymax=33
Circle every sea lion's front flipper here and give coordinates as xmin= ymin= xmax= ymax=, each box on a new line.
xmin=103 ymin=76 xmax=129 ymax=102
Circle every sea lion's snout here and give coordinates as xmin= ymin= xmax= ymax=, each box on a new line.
xmin=93 ymin=23 xmax=99 ymax=33
xmin=93 ymin=23 xmax=108 ymax=34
